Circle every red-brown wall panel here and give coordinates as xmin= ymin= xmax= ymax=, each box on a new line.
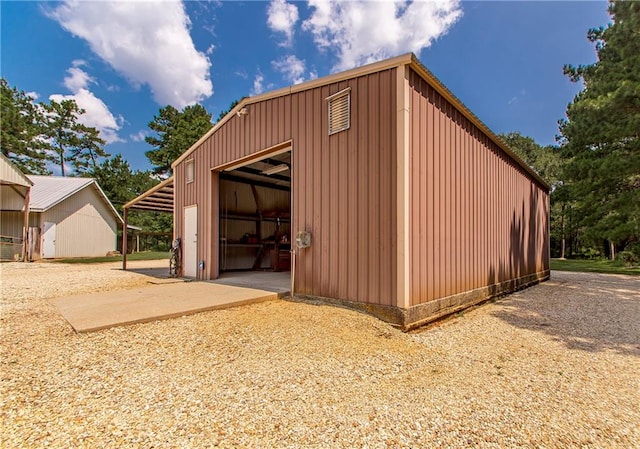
xmin=174 ymin=69 xmax=398 ymax=307
xmin=408 ymin=68 xmax=549 ymax=307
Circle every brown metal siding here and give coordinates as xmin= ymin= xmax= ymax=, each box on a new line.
xmin=175 ymin=94 xmax=293 ymax=280
xmin=408 ymin=68 xmax=549 ymax=307
xmin=174 ymin=69 xmax=397 ymax=307
xmin=293 ymin=70 xmax=397 ymax=306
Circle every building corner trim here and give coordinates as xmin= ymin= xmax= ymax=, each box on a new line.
xmin=396 ymin=65 xmax=411 ymax=310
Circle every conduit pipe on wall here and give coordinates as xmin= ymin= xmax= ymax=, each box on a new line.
xmin=290 ymin=249 xmax=296 ymax=297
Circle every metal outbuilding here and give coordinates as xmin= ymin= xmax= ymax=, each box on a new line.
xmin=147 ymin=53 xmax=550 ymax=329
xmin=1 ymin=175 xmax=123 ymax=259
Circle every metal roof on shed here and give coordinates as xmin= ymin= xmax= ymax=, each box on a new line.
xmin=26 ymin=175 xmax=122 ymax=223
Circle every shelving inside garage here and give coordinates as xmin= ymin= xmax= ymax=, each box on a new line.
xmin=219 ymin=151 xmax=291 ymax=272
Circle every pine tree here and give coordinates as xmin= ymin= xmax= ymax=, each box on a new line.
xmin=145 ymin=104 xmax=212 ymax=177
xmin=559 ymin=0 xmax=640 ymax=259
xmin=0 ymin=79 xmax=49 ymax=174
xmin=42 ymin=99 xmax=108 ymax=176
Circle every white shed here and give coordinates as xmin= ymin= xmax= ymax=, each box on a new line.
xmin=1 ymin=175 xmax=122 ymax=259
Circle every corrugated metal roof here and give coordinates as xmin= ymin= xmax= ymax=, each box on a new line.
xmin=25 ymin=176 xmax=123 ymax=224
xmin=0 ymin=153 xmax=33 ymax=187
xmin=26 ymin=175 xmax=94 ymax=211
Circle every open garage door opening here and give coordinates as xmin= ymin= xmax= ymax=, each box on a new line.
xmin=216 ymin=149 xmax=291 ymax=292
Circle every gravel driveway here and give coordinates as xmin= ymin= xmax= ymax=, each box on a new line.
xmin=1 ymin=262 xmax=639 ymax=448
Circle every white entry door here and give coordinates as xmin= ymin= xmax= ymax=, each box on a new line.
xmin=183 ymin=206 xmax=198 ymax=278
xmin=42 ymin=221 xmax=56 ymax=259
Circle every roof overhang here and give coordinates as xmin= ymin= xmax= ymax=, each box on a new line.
xmin=123 ymin=176 xmax=174 ymax=213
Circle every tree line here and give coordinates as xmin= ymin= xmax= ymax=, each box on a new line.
xmin=1 ymin=1 xmax=637 ymax=262
xmin=1 ymin=81 xmax=213 ymax=239
xmin=502 ymin=1 xmax=639 ymax=264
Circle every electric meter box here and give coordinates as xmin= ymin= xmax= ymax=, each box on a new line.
xmin=295 ymin=231 xmax=312 ymax=249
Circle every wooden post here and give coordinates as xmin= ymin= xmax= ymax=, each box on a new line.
xmin=22 ymin=187 xmax=30 ymax=262
xmin=122 ymin=207 xmax=128 ymax=270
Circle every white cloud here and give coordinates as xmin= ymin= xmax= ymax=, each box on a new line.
xmin=267 ymin=0 xmax=299 ymax=47
xmin=64 ymin=66 xmax=95 ymax=92
xmin=50 ymin=65 xmax=124 ymax=144
xmin=235 ymin=70 xmax=249 ymax=80
xmin=25 ymin=91 xmax=40 ymax=100
xmin=130 ymin=130 xmax=148 ymax=142
xmin=302 ymin=0 xmax=463 ymax=71
xmin=251 ymin=72 xmax=265 ymax=96
xmin=272 ymin=55 xmax=306 ymax=85
xmin=48 ymin=0 xmax=213 ymax=108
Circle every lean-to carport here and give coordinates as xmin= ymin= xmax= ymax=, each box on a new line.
xmin=122 ymin=176 xmax=174 ymax=270
xmin=0 ymin=153 xmax=33 ymax=261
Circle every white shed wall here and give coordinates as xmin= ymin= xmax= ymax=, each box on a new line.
xmin=0 ymin=186 xmax=27 ymax=211
xmin=41 ymin=186 xmax=118 ymax=258
xmin=0 ymin=211 xmax=38 ymax=236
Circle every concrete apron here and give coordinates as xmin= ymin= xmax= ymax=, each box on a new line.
xmin=50 ymin=281 xmax=280 ymax=333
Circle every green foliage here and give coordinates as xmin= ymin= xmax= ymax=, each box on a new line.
xmin=550 ymin=258 xmax=640 ymax=275
xmin=42 ymin=99 xmax=108 ymax=176
xmin=617 ymin=250 xmax=639 ymax=267
xmin=89 ymin=154 xmax=173 ymax=235
xmin=145 ymin=104 xmax=212 ymax=176
xmin=500 ymin=132 xmax=562 ymax=188
xmin=89 ymin=154 xmax=155 ymax=212
xmin=559 ymin=0 xmax=640 ymax=258
xmin=0 ymin=79 xmax=49 ymax=174
xmin=215 ymin=99 xmax=241 ymax=123
xmin=1 ymin=78 xmax=108 ymax=176
xmin=51 ymin=251 xmax=169 ymax=264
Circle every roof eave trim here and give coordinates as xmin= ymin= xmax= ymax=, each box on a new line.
xmin=408 ymin=55 xmax=550 ymax=191
xmin=91 ymin=181 xmax=124 ymax=224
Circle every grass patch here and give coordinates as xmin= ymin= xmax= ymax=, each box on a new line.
xmin=551 ymin=258 xmax=640 ymax=275
xmin=52 ymin=251 xmax=169 ymax=264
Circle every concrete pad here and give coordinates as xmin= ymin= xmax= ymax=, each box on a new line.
xmin=49 ymin=282 xmax=278 ymax=333
xmin=214 ymin=271 xmax=291 ymax=294
xmin=124 ymin=266 xmax=186 ymax=284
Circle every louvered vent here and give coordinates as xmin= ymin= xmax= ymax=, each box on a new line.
xmin=327 ymin=88 xmax=351 ymax=135
xmin=185 ymin=159 xmax=194 ymax=183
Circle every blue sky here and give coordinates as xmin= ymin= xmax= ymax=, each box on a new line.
xmin=1 ymin=1 xmax=610 ymax=173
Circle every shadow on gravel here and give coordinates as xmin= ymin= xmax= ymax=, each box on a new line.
xmin=492 ymin=271 xmax=640 ymax=357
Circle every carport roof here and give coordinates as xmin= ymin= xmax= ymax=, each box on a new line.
xmin=124 ymin=176 xmax=174 ymax=213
